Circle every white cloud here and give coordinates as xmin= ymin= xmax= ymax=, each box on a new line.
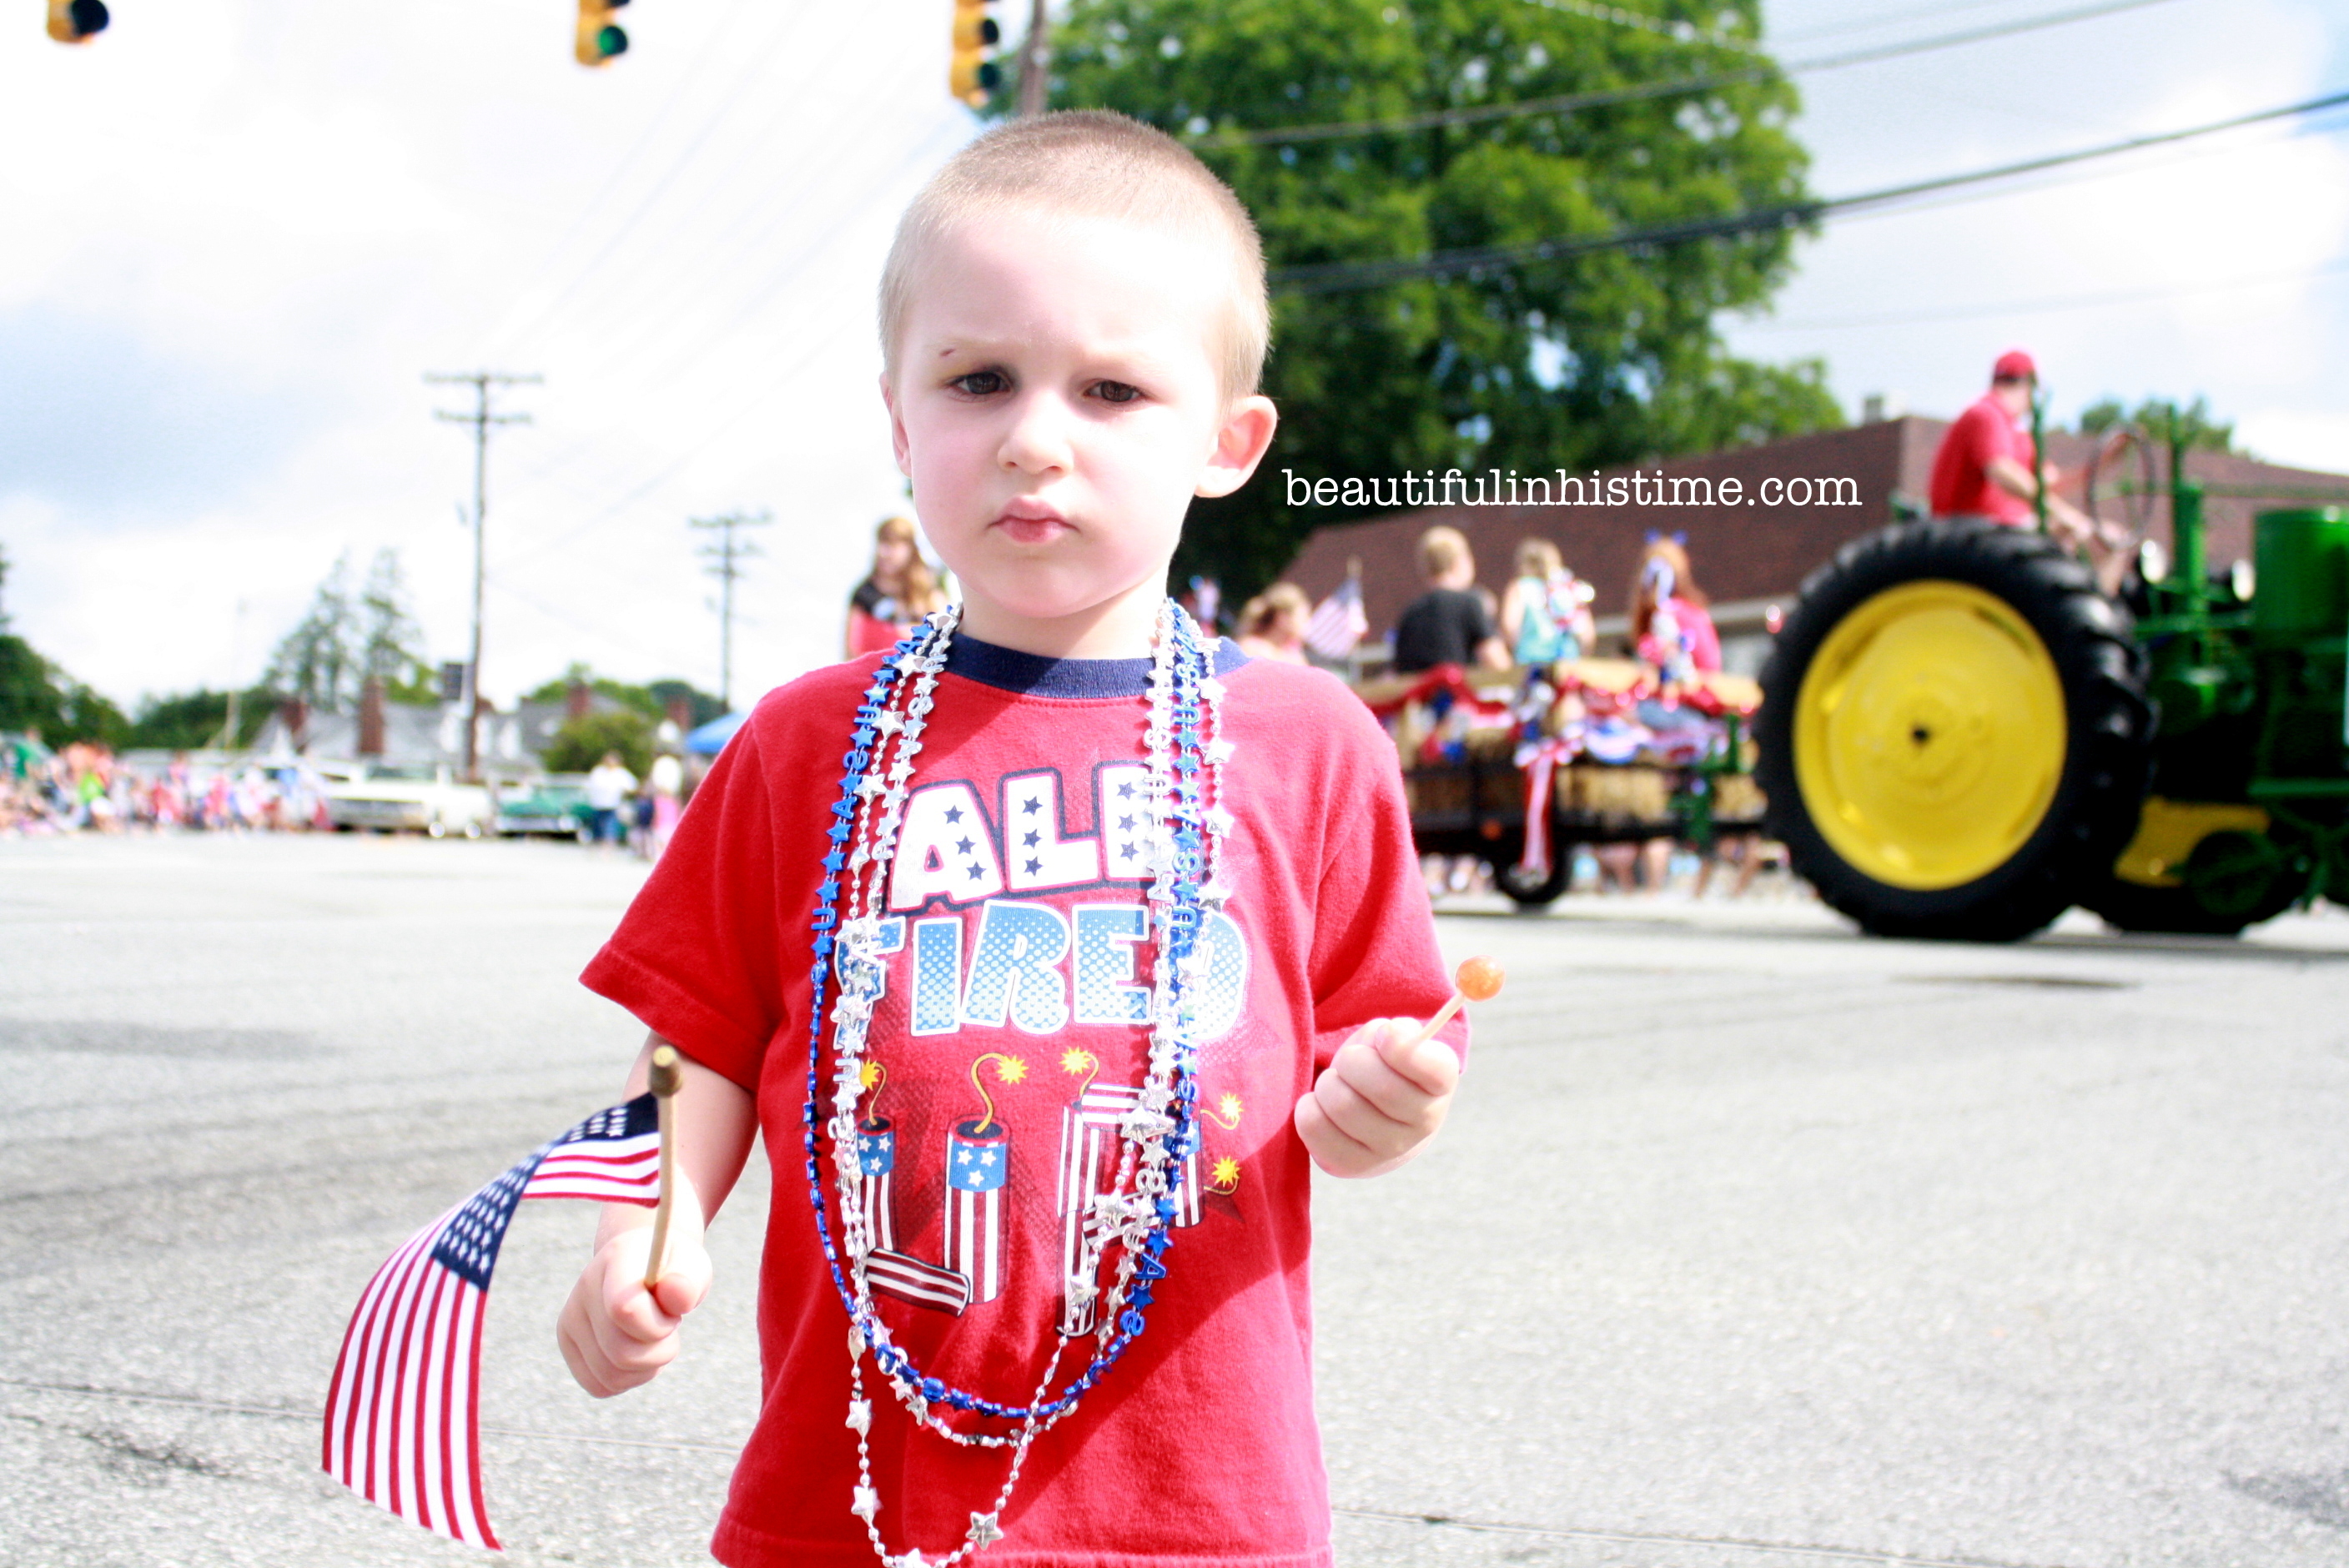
xmin=2236 ymin=405 xmax=2349 ymax=468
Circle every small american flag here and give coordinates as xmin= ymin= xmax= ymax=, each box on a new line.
xmin=321 ymin=1095 xmax=662 ymax=1550
xmin=1305 ymin=575 xmax=1369 ymax=660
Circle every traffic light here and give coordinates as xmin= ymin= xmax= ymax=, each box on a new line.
xmin=575 ymin=0 xmax=627 ymax=67
xmin=948 ymin=0 xmax=1000 ymax=107
xmin=46 ymin=0 xmax=108 ymax=43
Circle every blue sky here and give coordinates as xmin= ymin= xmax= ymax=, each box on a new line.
xmin=2 ymin=0 xmax=2343 ymax=711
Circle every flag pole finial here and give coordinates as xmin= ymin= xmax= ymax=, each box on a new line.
xmin=643 ymin=1045 xmax=683 ymax=1290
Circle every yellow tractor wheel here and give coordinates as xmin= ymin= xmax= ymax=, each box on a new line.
xmin=1756 ymin=520 xmax=2151 ymax=941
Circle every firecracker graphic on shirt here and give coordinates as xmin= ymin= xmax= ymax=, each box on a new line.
xmin=859 ymin=1054 xmax=975 ymax=1319
xmin=853 ymin=1062 xmax=897 ymax=1254
xmin=941 ymin=1053 xmax=1024 ymax=1304
xmin=1054 ymin=1051 xmax=1136 ymax=1334
xmin=1054 ymin=1053 xmax=1235 ymax=1333
xmin=1190 ymin=1091 xmax=1245 ymax=1223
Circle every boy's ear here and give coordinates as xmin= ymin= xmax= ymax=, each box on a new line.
xmin=880 ymin=373 xmax=913 ymax=478
xmin=1195 ymin=394 xmax=1279 ymax=500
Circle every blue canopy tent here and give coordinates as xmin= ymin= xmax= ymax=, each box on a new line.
xmin=684 ymin=711 xmax=747 ymax=756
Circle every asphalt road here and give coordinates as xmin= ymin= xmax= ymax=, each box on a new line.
xmin=4 ymin=832 xmax=2347 ymax=1568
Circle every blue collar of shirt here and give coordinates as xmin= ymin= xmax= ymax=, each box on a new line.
xmin=944 ymin=629 xmax=1251 ymax=698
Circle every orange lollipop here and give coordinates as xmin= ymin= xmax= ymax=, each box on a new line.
xmin=1403 ymin=957 xmax=1506 ymax=1048
xmin=1456 ymin=955 xmax=1506 ymax=1003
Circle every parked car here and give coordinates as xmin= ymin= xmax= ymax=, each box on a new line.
xmin=494 ymin=775 xmax=593 ymax=841
xmin=324 ymin=763 xmax=494 ymax=837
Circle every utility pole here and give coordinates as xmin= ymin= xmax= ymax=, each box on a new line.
xmin=211 ymin=599 xmax=249 ymax=753
xmin=427 ymin=370 xmax=540 ymax=780
xmin=1016 ymin=0 xmax=1048 ymax=117
xmin=691 ymin=510 xmax=771 ymax=712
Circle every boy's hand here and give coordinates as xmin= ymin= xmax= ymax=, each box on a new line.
xmin=1293 ymin=1017 xmax=1461 ymax=1179
xmin=556 ymin=1223 xmax=712 ymax=1398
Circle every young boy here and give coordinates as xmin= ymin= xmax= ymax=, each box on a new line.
xmin=560 ymin=111 xmax=1466 ymax=1568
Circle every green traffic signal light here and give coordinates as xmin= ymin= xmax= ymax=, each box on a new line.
xmin=575 ymin=0 xmax=628 ymax=65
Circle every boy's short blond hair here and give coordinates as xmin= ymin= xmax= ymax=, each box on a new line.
xmin=878 ymin=110 xmax=1270 ymax=400
xmin=1417 ymin=525 xmax=1472 ymax=582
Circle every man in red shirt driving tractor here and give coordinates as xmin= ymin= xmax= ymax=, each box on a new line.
xmin=1929 ymin=349 xmax=2105 ymax=554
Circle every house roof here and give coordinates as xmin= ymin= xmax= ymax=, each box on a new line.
xmin=249 ymin=692 xmax=641 ymax=767
xmin=1279 ymin=416 xmax=2349 ymax=642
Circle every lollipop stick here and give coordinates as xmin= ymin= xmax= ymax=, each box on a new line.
xmin=1401 ymin=992 xmax=1466 ymax=1051
xmin=641 ymin=1045 xmax=682 ymax=1292
xmin=1401 ymin=957 xmax=1504 ymax=1050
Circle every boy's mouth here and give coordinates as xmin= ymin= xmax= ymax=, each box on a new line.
xmin=993 ymin=504 xmax=1073 ymax=545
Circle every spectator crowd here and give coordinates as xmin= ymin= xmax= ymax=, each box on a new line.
xmin=1 ymin=736 xmax=341 ymax=837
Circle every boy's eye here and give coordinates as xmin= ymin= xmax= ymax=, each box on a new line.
xmin=1089 ymin=380 xmax=1144 ymax=405
xmin=950 ymin=369 xmax=1007 ymax=397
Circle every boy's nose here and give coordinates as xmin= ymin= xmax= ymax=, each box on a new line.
xmin=997 ymin=392 xmax=1075 ymax=476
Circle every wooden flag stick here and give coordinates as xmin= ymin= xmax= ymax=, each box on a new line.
xmin=642 ymin=1045 xmax=682 ymax=1292
xmin=1402 ymin=957 xmax=1505 ymax=1050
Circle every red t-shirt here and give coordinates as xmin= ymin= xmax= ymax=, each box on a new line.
xmin=581 ymin=635 xmax=1464 ymax=1568
xmin=1928 ymin=393 xmax=2034 ymax=524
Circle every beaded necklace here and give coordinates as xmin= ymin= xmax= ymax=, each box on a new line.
xmin=799 ymin=598 xmax=1229 ymax=1565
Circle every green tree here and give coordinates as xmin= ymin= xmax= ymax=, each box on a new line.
xmin=646 ymin=678 xmax=730 ymax=729
xmin=524 ymin=666 xmax=727 ymax=727
xmin=2078 ymin=395 xmax=2237 ymax=455
xmin=0 ymin=544 xmax=130 ymax=746
xmin=124 ymin=686 xmax=272 ymax=751
xmin=357 ymin=550 xmax=437 ymax=702
xmin=542 ymin=708 xmax=655 ymax=778
xmin=266 ymin=554 xmax=358 ymax=712
xmin=265 ymin=549 xmax=433 ymax=712
xmin=1044 ymin=0 xmax=1843 ymax=595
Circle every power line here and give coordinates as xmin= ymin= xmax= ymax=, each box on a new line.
xmin=1270 ymin=85 xmax=2349 ymax=293
xmin=1734 ymin=254 xmax=2349 ymax=332
xmin=477 ymin=83 xmax=965 ymax=503
xmin=1771 ymin=0 xmax=2081 ymax=45
xmin=481 ymin=570 xmax=707 ymax=676
xmin=427 ymin=370 xmax=541 ymax=777
xmin=691 ymin=510 xmax=771 ymax=710
xmin=1514 ymin=0 xmax=1762 ymax=53
xmin=482 ymin=164 xmax=941 ymax=577
xmin=477 ymin=0 xmax=764 ymax=359
xmin=487 ymin=2 xmax=844 ymax=361
xmin=1194 ymin=0 xmax=2180 ymax=148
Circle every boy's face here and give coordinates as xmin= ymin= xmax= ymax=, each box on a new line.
xmin=883 ymin=205 xmax=1276 ymax=657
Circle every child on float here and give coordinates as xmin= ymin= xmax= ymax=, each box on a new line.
xmin=556 ymin=111 xmax=1469 ymax=1568
xmin=1497 ymin=536 xmax=1596 ymax=668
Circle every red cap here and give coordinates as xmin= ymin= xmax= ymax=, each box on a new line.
xmin=1992 ymin=349 xmax=2036 ymax=383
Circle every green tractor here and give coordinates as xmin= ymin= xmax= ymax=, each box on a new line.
xmin=1756 ymin=425 xmax=2348 ymax=940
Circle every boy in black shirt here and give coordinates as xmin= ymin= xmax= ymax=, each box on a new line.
xmin=1391 ymin=525 xmax=1509 ymax=672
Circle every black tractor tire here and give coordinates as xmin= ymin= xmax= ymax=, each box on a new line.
xmin=1493 ymin=847 xmax=1573 ymax=911
xmin=2081 ymin=829 xmax=2301 ymax=936
xmin=1756 ymin=520 xmax=2152 ymax=942
xmin=2080 ymin=877 xmax=2267 ymax=937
